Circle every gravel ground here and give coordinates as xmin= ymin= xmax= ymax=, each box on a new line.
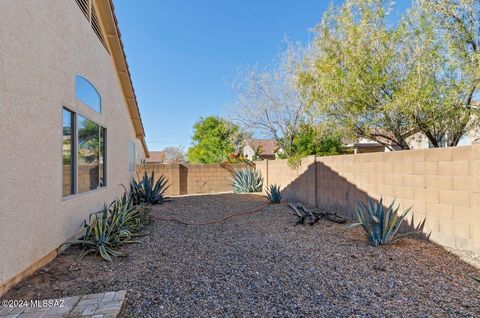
xmin=3 ymin=193 xmax=480 ymax=317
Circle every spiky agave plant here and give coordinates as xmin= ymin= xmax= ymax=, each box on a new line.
xmin=62 ymin=192 xmax=152 ymax=262
xmin=231 ymin=168 xmax=263 ymax=193
xmin=62 ymin=206 xmax=136 ymax=261
xmin=131 ymin=171 xmax=170 ymax=205
xmin=266 ymin=184 xmax=282 ymax=203
xmin=110 ymin=191 xmax=151 ymax=233
xmin=350 ymin=198 xmax=415 ymax=246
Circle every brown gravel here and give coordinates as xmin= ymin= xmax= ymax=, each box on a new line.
xmin=2 ymin=193 xmax=480 ymax=317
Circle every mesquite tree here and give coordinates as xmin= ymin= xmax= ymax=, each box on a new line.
xmin=299 ymin=0 xmax=413 ymax=150
xmin=299 ymin=0 xmax=480 ymax=149
xmin=418 ymin=0 xmax=480 ymax=146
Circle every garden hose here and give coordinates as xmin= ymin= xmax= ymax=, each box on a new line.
xmin=151 ymin=201 xmax=271 ymax=226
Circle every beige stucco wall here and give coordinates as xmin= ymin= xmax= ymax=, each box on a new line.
xmin=242 ymin=145 xmax=255 ymax=161
xmin=0 ymin=0 xmax=146 ymax=291
xmin=256 ymin=146 xmax=480 ymax=255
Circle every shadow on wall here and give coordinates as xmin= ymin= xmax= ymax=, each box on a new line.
xmin=137 ymin=163 xmax=251 ymax=196
xmin=275 ymin=159 xmax=429 ymax=240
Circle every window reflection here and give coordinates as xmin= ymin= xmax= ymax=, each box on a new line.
xmin=78 ymin=116 xmax=100 ymax=192
xmin=63 ymin=109 xmax=74 ymax=196
xmin=75 ymin=76 xmax=101 ymax=112
xmin=99 ymin=127 xmax=106 ymax=186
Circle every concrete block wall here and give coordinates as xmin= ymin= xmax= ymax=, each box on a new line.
xmin=256 ymin=145 xmax=480 ymax=255
xmin=136 ymin=163 xmax=177 ymax=195
xmin=256 ymin=156 xmax=316 ymax=206
xmin=137 ymin=163 xmax=250 ymax=196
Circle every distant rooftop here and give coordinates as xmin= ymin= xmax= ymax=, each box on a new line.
xmin=246 ymin=139 xmax=278 ymax=155
xmin=146 ymin=151 xmax=165 ymax=163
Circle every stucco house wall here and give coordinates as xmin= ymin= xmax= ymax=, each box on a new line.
xmin=243 ymin=144 xmax=256 ymax=160
xmin=0 ymin=0 xmax=147 ymax=294
xmin=407 ymin=129 xmax=480 ymax=149
xmin=354 ymin=129 xmax=480 ymax=154
xmin=242 ymin=139 xmax=279 ymax=160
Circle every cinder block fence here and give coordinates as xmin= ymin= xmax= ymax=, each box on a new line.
xmin=256 ymin=145 xmax=480 ymax=255
xmin=136 ymin=163 xmax=250 ymax=196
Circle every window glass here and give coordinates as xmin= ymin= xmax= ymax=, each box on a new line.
xmin=78 ymin=116 xmax=100 ymax=192
xmin=99 ymin=127 xmax=106 ymax=186
xmin=75 ymin=76 xmax=101 ymax=112
xmin=129 ymin=141 xmax=135 ymax=172
xmin=63 ymin=109 xmax=74 ymax=196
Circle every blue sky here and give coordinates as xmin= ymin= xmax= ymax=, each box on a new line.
xmin=114 ymin=0 xmax=411 ymax=151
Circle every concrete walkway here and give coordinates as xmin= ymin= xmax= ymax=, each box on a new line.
xmin=0 ymin=290 xmax=126 ymax=318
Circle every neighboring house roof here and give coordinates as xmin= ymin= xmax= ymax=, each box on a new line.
xmin=146 ymin=151 xmax=166 ymax=163
xmin=96 ymin=1 xmax=149 ymax=157
xmin=245 ymin=139 xmax=278 ymax=156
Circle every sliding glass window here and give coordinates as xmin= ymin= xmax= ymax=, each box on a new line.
xmin=62 ymin=109 xmax=74 ymax=196
xmin=77 ymin=116 xmax=106 ymax=193
xmin=63 ymin=112 xmax=106 ymax=196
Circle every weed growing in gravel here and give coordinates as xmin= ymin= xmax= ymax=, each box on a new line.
xmin=350 ymin=198 xmax=415 ymax=246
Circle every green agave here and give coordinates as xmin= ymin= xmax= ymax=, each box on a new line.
xmin=63 ymin=207 xmax=131 ymax=262
xmin=231 ymin=168 xmax=263 ymax=193
xmin=266 ymin=184 xmax=282 ymax=203
xmin=131 ymin=171 xmax=170 ymax=205
xmin=62 ymin=192 xmax=151 ymax=261
xmin=109 ymin=191 xmax=151 ymax=233
xmin=350 ymin=198 xmax=415 ymax=246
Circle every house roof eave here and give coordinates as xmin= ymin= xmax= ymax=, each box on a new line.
xmin=96 ymin=0 xmax=150 ymax=157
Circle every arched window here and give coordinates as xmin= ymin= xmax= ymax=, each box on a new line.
xmin=75 ymin=76 xmax=101 ymax=112
xmin=63 ymin=76 xmax=106 ymax=196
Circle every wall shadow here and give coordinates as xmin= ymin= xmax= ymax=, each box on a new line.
xmin=279 ymin=160 xmax=430 ymax=240
xmin=179 ymin=164 xmax=188 ymax=195
xmin=140 ymin=163 xmax=250 ymax=196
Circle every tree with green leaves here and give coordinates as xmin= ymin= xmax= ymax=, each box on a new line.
xmin=291 ymin=124 xmax=347 ymax=157
xmin=416 ymin=0 xmax=480 ymax=146
xmin=299 ymin=0 xmax=480 ymax=149
xmin=186 ymin=116 xmax=245 ymax=163
xmin=299 ymin=0 xmax=414 ymax=150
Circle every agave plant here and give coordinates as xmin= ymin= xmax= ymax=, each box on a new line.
xmin=350 ymin=198 xmax=414 ymax=246
xmin=62 ymin=192 xmax=152 ymax=261
xmin=131 ymin=171 xmax=170 ymax=205
xmin=63 ymin=207 xmax=133 ymax=261
xmin=109 ymin=191 xmax=151 ymax=233
xmin=231 ymin=168 xmax=263 ymax=193
xmin=266 ymin=184 xmax=282 ymax=203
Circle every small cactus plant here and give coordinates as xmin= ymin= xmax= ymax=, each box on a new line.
xmin=266 ymin=184 xmax=282 ymax=203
